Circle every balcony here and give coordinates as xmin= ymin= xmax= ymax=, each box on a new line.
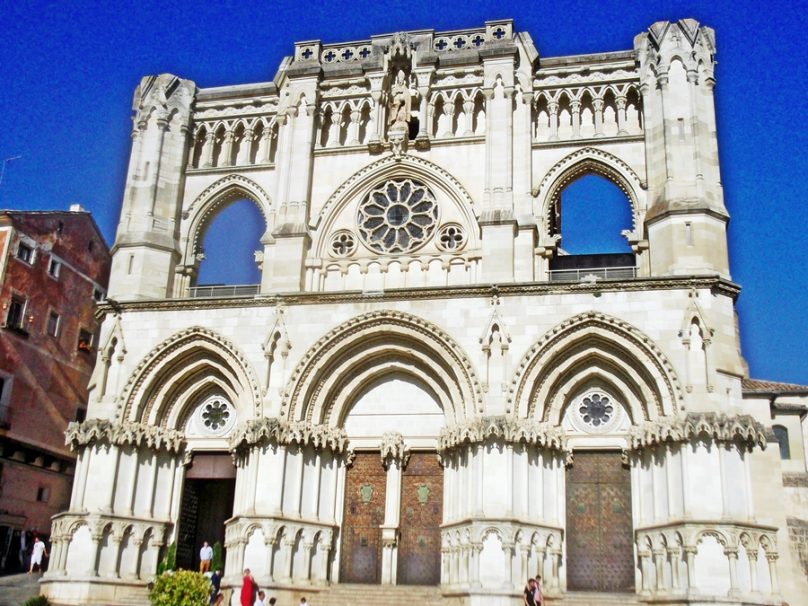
xmin=548 ymin=253 xmax=636 ymax=283
xmin=189 ymin=284 xmax=260 ymax=298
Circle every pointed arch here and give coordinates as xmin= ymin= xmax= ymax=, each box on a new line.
xmin=181 ymin=174 xmax=272 ymax=265
xmin=118 ymin=326 xmax=261 ymax=429
xmin=532 ymin=147 xmax=647 ymax=237
xmin=509 ymin=312 xmax=683 ymax=423
xmin=282 ymin=310 xmax=483 ymax=425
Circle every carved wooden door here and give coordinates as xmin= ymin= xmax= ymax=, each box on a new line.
xmin=397 ymin=452 xmax=443 ymax=585
xmin=566 ymin=451 xmax=635 ymax=591
xmin=340 ymin=452 xmax=386 ymax=583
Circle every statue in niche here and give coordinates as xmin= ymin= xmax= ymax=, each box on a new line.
xmin=387 ymin=70 xmax=412 ymax=130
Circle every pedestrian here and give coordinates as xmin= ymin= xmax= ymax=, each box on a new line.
xmin=28 ymin=536 xmax=48 ymax=574
xmin=534 ymin=575 xmax=544 ymax=606
xmin=268 ymin=599 xmax=276 ymax=605
xmin=200 ymin=540 xmax=213 ymax=573
xmin=240 ymin=568 xmax=256 ymax=606
xmin=209 ymin=569 xmax=222 ymax=605
xmin=299 ymin=598 xmax=308 ymax=605
xmin=523 ymin=578 xmax=537 ymax=606
xmin=254 ymin=589 xmax=267 ymax=606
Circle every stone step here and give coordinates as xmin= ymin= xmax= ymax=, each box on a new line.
xmin=547 ymin=592 xmax=642 ymax=606
xmin=312 ymin=583 xmax=443 ymax=606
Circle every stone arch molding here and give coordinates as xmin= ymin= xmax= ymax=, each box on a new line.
xmin=180 ymin=174 xmax=273 ymax=264
xmin=531 ymin=147 xmax=647 ymax=236
xmin=118 ymin=326 xmax=262 ymax=429
xmin=310 ymin=154 xmax=479 ymax=258
xmin=509 ymin=311 xmax=683 ymax=424
xmin=282 ymin=310 xmax=483 ymax=425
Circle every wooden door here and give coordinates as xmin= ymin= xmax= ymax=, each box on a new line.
xmin=397 ymin=452 xmax=443 ymax=585
xmin=340 ymin=452 xmax=386 ymax=583
xmin=566 ymin=451 xmax=634 ymax=591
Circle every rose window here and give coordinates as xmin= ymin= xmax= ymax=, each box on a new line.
xmin=192 ymin=396 xmax=237 ymax=437
xmin=357 ymin=179 xmax=438 ymax=254
xmin=578 ymin=393 xmax=614 ymax=427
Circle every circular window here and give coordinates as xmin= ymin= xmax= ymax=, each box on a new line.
xmin=193 ymin=396 xmax=237 ymax=437
xmin=330 ymin=230 xmax=357 ymax=257
xmin=357 ymin=179 xmax=438 ymax=254
xmin=568 ymin=390 xmax=624 ymax=434
xmin=436 ymin=223 xmax=467 ymax=251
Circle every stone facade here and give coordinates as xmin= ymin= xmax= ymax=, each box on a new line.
xmin=0 ymin=209 xmax=110 ymax=572
xmin=41 ymin=18 xmax=808 ymax=606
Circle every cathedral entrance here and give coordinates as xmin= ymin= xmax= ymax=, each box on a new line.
xmin=565 ymin=451 xmax=634 ymax=592
xmin=397 ymin=451 xmax=442 ymax=585
xmin=340 ymin=452 xmax=387 ymax=583
xmin=176 ymin=453 xmax=236 ymax=570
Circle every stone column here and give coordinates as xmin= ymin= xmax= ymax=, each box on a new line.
xmin=236 ymin=128 xmax=254 ymax=165
xmin=463 ymin=99 xmax=475 ymax=136
xmin=258 ymin=125 xmax=274 ymax=163
xmin=747 ymin=549 xmax=758 ymax=593
xmin=593 ymin=98 xmax=604 ymax=136
xmin=639 ymin=550 xmax=652 ymax=595
xmin=520 ymin=544 xmax=530 ymax=587
xmin=470 ymin=543 xmax=482 ymax=588
xmin=221 ymin=129 xmax=235 ymax=166
xmin=668 ymin=546 xmax=682 ymax=591
xmin=766 ymin=553 xmax=780 ymax=594
xmin=653 ymin=548 xmax=667 ymax=591
xmin=326 ymin=108 xmax=341 ymax=147
xmin=616 ymin=95 xmax=628 ymax=134
xmin=318 ymin=538 xmax=332 ymax=583
xmin=725 ymin=548 xmax=739 ymax=597
xmin=502 ymin=543 xmax=514 ymax=588
xmin=549 ymin=548 xmax=561 ymax=590
xmin=302 ymin=541 xmax=314 ymax=581
xmin=89 ymin=529 xmax=104 ymax=577
xmin=443 ymin=103 xmax=456 ymax=137
xmin=282 ymin=538 xmax=295 ymax=580
xmin=264 ymin=536 xmax=276 ymax=581
xmin=111 ymin=534 xmax=124 ymax=579
xmin=571 ymin=100 xmax=582 ymax=138
xmin=548 ymin=102 xmax=559 ymax=140
xmin=348 ymin=109 xmax=361 ymax=145
xmin=684 ymin=546 xmax=697 ymax=590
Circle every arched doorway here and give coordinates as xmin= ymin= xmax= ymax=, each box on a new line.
xmin=338 ymin=373 xmax=444 ymax=585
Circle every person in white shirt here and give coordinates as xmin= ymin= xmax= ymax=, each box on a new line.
xmin=253 ymin=590 xmax=267 ymax=606
xmin=199 ymin=540 xmax=213 ymax=573
xmin=28 ymin=537 xmax=48 ymax=574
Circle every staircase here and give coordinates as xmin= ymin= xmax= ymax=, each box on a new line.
xmin=311 ymin=583 xmax=444 ymax=606
xmin=547 ymin=591 xmax=642 ymax=606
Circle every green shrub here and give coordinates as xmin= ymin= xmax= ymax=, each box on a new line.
xmin=211 ymin=541 xmax=223 ymax=572
xmin=22 ymin=597 xmax=50 ymax=606
xmin=149 ymin=570 xmax=211 ymax=606
xmin=157 ymin=542 xmax=177 ymax=575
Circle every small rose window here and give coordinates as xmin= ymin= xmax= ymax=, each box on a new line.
xmin=578 ymin=393 xmax=614 ymax=427
xmin=193 ymin=396 xmax=236 ymax=437
xmin=357 ymin=179 xmax=438 ymax=254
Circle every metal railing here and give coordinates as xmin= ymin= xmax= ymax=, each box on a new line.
xmin=548 ymin=266 xmax=637 ymax=283
xmin=188 ymin=284 xmax=260 ymax=298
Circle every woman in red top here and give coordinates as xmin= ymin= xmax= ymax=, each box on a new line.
xmin=240 ymin=569 xmax=256 ymax=606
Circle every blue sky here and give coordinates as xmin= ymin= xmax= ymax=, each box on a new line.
xmin=1 ymin=0 xmax=806 ymax=384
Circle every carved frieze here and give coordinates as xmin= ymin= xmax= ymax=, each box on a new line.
xmin=438 ymin=415 xmax=569 ymax=459
xmin=228 ymin=417 xmax=350 ymax=457
xmin=379 ymin=431 xmax=411 ymax=469
xmin=64 ymin=419 xmax=186 ymax=454
xmin=627 ymin=412 xmax=768 ymax=452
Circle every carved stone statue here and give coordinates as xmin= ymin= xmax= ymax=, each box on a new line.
xmin=387 ymin=70 xmax=411 ymax=129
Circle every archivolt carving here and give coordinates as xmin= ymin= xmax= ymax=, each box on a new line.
xmin=228 ymin=417 xmax=350 ymax=459
xmin=627 ymin=412 xmax=767 ymax=452
xmin=531 ymin=147 xmax=646 ymax=235
xmin=118 ymin=326 xmax=261 ymax=426
xmin=509 ymin=311 xmax=683 ymax=421
xmin=282 ymin=310 xmax=482 ymax=424
xmin=438 ymin=415 xmax=569 ymax=461
xmin=65 ymin=419 xmax=186 ymax=454
xmin=181 ymin=173 xmax=272 ymax=261
xmin=310 ymin=153 xmax=477 ymax=232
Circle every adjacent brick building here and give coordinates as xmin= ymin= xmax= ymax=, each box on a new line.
xmin=0 ymin=207 xmax=109 ymax=572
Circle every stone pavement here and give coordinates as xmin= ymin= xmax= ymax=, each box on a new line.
xmin=0 ymin=573 xmax=43 ymax=606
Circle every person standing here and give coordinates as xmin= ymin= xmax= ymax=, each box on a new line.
xmin=523 ymin=578 xmax=537 ymax=606
xmin=200 ymin=540 xmax=213 ymax=573
xmin=534 ymin=575 xmax=544 ymax=606
xmin=28 ymin=537 xmax=48 ymax=574
xmin=253 ymin=590 xmax=267 ymax=606
xmin=209 ymin=569 xmax=222 ymax=605
xmin=240 ymin=569 xmax=256 ymax=606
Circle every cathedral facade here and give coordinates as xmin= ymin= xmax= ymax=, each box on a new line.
xmin=42 ymin=19 xmax=808 ymax=606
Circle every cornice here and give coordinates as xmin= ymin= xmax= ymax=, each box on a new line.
xmin=626 ymin=412 xmax=767 ymax=452
xmin=96 ymin=276 xmax=741 ymax=317
xmin=228 ymin=418 xmax=350 ymax=458
xmin=65 ymin=419 xmax=186 ymax=454
xmin=437 ymin=415 xmax=569 ymax=460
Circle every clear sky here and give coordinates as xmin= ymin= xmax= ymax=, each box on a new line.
xmin=1 ymin=0 xmax=806 ymax=384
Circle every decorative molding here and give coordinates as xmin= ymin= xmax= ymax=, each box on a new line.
xmin=626 ymin=412 xmax=768 ymax=452
xmin=65 ymin=419 xmax=186 ymax=454
xmin=228 ymin=417 xmax=350 ymax=458
xmin=379 ymin=432 xmax=410 ymax=469
xmin=437 ymin=415 xmax=569 ymax=460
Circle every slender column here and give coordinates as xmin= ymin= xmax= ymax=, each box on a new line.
xmin=548 ymin=102 xmax=559 ymax=140
xmin=653 ymin=549 xmax=667 ymax=591
xmin=747 ymin=550 xmax=758 ymax=593
xmin=684 ymin=546 xmax=697 ymax=590
xmin=443 ymin=103 xmax=455 ymax=137
xmin=616 ymin=95 xmax=628 ymax=134
xmin=502 ymin=543 xmax=514 ymax=588
xmin=221 ymin=129 xmax=235 ymax=166
xmin=570 ymin=100 xmax=581 ymax=138
xmin=302 ymin=541 xmax=314 ymax=581
xmin=162 ymin=455 xmax=178 ymax=520
xmin=126 ymin=449 xmax=140 ymax=515
xmin=89 ymin=530 xmax=104 ymax=577
xmin=264 ymin=537 xmax=276 ymax=581
xmin=520 ymin=545 xmax=530 ymax=587
xmin=147 ymin=451 xmax=160 ymax=517
xmin=639 ymin=550 xmax=652 ymax=594
xmin=282 ymin=538 xmax=295 ymax=580
xmin=726 ymin=548 xmax=739 ymax=597
xmin=111 ymin=535 xmax=124 ymax=579
xmin=418 ymin=90 xmax=430 ymax=139
xmin=348 ymin=109 xmax=361 ymax=145
xmin=593 ymin=98 xmax=604 ymax=136
xmin=470 ymin=543 xmax=482 ymax=588
xmin=550 ymin=549 xmax=560 ymax=589
xmin=236 ymin=128 xmax=254 ymax=165
xmin=258 ymin=126 xmax=273 ymax=163
xmin=326 ymin=109 xmax=341 ymax=148
xmin=463 ymin=99 xmax=475 ymax=136
xmin=202 ymin=131 xmax=216 ymax=167
xmin=766 ymin=554 xmax=779 ymax=594
xmin=318 ymin=540 xmax=331 ymax=582
xmin=668 ymin=547 xmax=682 ymax=591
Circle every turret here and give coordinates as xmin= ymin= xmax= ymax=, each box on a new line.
xmin=108 ymin=74 xmax=197 ymax=299
xmin=636 ymin=20 xmax=729 ymax=278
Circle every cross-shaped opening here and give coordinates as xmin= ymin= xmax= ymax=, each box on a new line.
xmin=341 ymin=49 xmax=354 ymax=61
xmin=301 ymin=47 xmax=313 ymax=60
xmin=435 ymin=39 xmax=448 ymax=51
xmin=324 ymin=50 xmax=336 ymax=62
xmin=471 ymin=34 xmax=484 ymax=47
xmin=453 ymin=37 xmax=466 ymax=49
xmin=493 ymin=27 xmax=506 ymax=40
xmin=359 ymin=47 xmax=371 ymax=59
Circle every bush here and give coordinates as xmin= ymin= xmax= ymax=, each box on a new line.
xmin=22 ymin=598 xmax=50 ymax=606
xmin=149 ymin=570 xmax=211 ymax=606
xmin=157 ymin=542 xmax=177 ymax=575
xmin=211 ymin=541 xmax=223 ymax=572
